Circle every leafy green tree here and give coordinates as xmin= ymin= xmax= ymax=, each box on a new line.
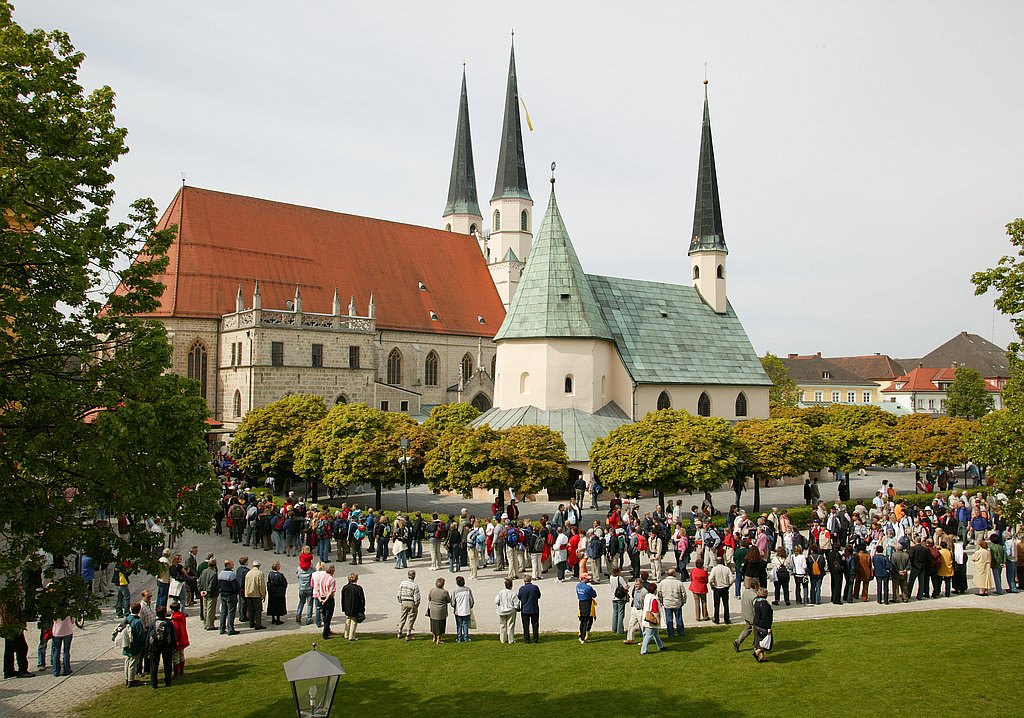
xmin=0 ymin=4 xmax=217 ymax=622
xmin=945 ymin=366 xmax=995 ymax=420
xmin=294 ymin=403 xmax=423 ymax=509
xmin=475 ymin=425 xmax=568 ymax=496
xmin=761 ymin=353 xmax=800 ymax=407
xmin=423 ymin=425 xmax=495 ymax=494
xmin=230 ymin=393 xmax=328 ymax=494
xmin=423 ymin=403 xmax=481 ymax=435
xmin=895 ymin=414 xmax=975 ymax=469
xmin=590 ymin=409 xmax=741 ymax=497
xmin=972 ymin=219 xmax=1024 ymax=347
xmin=735 ymin=418 xmax=817 ymax=484
xmin=969 ymin=408 xmax=1024 ymax=521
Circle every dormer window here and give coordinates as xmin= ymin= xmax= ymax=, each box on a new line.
xmin=560 ymin=293 xmax=570 ymax=301
xmin=477 ymin=315 xmax=486 ymax=324
xmin=660 ymin=310 xmax=668 ymax=318
xmin=418 ymin=281 xmax=427 ymax=291
xmin=429 ymin=311 xmax=438 ymax=321
xmin=822 ymin=371 xmax=831 ymax=379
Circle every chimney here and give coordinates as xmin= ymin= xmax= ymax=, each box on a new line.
xmin=788 ymin=353 xmax=798 ymax=359
xmin=816 ymin=352 xmax=821 ymax=358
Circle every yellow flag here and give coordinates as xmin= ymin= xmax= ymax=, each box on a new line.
xmin=520 ymin=97 xmax=534 ymax=131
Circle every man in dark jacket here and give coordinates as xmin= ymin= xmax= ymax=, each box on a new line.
xmin=339 ymin=571 xmax=364 ymax=641
xmin=146 ymin=606 xmax=177 ymax=689
xmin=197 ymin=558 xmax=219 ymax=630
xmin=217 ymin=560 xmax=240 ymax=635
xmin=517 ymin=575 xmax=542 ymax=643
xmin=908 ymin=537 xmax=931 ymax=600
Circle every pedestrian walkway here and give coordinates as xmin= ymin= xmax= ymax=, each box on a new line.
xmin=2 ymin=468 xmax=1017 ymax=717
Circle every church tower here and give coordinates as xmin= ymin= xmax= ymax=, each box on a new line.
xmin=442 ymin=68 xmax=483 ymax=240
xmin=688 ymin=82 xmax=729 ymax=314
xmin=488 ymin=39 xmax=532 ymax=308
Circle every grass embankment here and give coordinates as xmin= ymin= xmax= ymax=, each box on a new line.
xmin=78 ymin=608 xmax=1018 ymax=717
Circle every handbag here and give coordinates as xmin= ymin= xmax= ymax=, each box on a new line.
xmin=168 ymin=579 xmax=184 ymax=598
xmin=758 ymin=630 xmax=773 ymax=651
xmin=469 ymin=610 xmax=477 ymax=630
xmin=644 ymin=610 xmax=658 ymax=624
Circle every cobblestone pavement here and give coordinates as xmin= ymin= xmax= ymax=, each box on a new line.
xmin=3 ymin=469 xmax=1020 ymax=716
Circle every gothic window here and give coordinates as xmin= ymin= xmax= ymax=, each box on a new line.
xmin=445 ymin=223 xmax=452 ymax=232
xmin=335 ymin=394 xmax=348 ymax=405
xmin=564 ymin=375 xmax=574 ymax=394
xmin=271 ymin=341 xmax=284 ymax=366
xmin=233 ymin=390 xmax=242 ymax=418
xmin=717 ymin=264 xmax=724 ymax=279
xmin=387 ymin=348 xmax=402 ymax=385
xmin=490 ymin=355 xmax=496 ymax=379
xmin=424 ymin=351 xmax=439 ymax=386
xmin=493 ymin=210 xmax=501 ymax=231
xmin=187 ymin=340 xmax=208 ymax=399
xmin=657 ymin=391 xmax=671 ymax=410
xmin=692 ymin=266 xmax=700 ymax=280
xmin=470 ymin=223 xmax=477 ymax=235
xmin=471 ymin=393 xmax=492 ymax=411
xmin=735 ymin=392 xmax=748 ymax=417
xmin=520 ymin=210 xmax=529 ymax=232
xmin=461 ymin=353 xmax=473 ymax=380
xmin=349 ymin=345 xmax=360 ymax=369
xmin=311 ymin=343 xmax=323 ymax=368
xmin=697 ymin=392 xmax=712 ymax=417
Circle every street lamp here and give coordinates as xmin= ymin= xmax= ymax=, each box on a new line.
xmin=399 ymin=437 xmax=410 ymax=514
xmin=734 ymin=458 xmax=746 ymax=509
xmin=283 ymin=643 xmax=345 ymax=718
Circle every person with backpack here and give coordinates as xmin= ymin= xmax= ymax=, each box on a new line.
xmin=503 ymin=521 xmax=522 ymax=579
xmin=374 ymin=515 xmax=391 ymax=563
xmin=119 ymin=603 xmax=146 ymax=687
xmin=427 ymin=514 xmax=444 ymax=571
xmin=146 ymin=606 xmax=177 ymax=689
xmin=332 ymin=512 xmax=349 ymax=564
xmin=807 ymin=545 xmax=827 ymax=605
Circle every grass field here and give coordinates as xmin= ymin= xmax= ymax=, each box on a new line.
xmin=77 ymin=608 xmax=1019 ymax=717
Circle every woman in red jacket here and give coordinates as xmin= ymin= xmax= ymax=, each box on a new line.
xmin=169 ymin=602 xmax=189 ymax=677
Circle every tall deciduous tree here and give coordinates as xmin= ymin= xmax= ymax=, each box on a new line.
xmin=944 ymin=366 xmax=994 ymax=420
xmin=476 ymin=425 xmax=568 ymax=496
xmin=230 ymin=393 xmax=328 ymax=494
xmin=0 ymin=3 xmax=217 ymax=622
xmin=735 ymin=418 xmax=817 ymax=484
xmin=895 ymin=414 xmax=975 ymax=469
xmin=590 ymin=410 xmax=741 ymax=496
xmin=761 ymin=353 xmax=800 ymax=407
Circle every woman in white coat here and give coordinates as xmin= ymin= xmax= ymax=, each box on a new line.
xmin=639 ymin=581 xmax=665 ymax=655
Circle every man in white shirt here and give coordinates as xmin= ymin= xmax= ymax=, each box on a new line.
xmin=494 ymin=579 xmax=518 ymax=643
xmin=708 ymin=557 xmax=734 ymax=625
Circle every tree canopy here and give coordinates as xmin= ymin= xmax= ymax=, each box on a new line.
xmin=894 ymin=414 xmax=975 ymax=469
xmin=761 ymin=353 xmax=800 ymax=407
xmin=944 ymin=366 xmax=994 ymax=420
xmin=0 ymin=4 xmax=217 ymax=623
xmin=735 ymin=418 xmax=818 ymax=482
xmin=590 ymin=410 xmax=741 ymax=495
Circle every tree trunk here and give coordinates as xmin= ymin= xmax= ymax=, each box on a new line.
xmin=753 ymin=473 xmax=761 ymax=513
xmin=375 ymin=482 xmax=383 ymax=511
xmin=656 ymin=490 xmax=666 ymax=511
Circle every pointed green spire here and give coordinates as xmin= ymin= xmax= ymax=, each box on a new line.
xmin=491 ymin=41 xmax=531 ymax=202
xmin=495 ymin=182 xmax=611 ymax=341
xmin=444 ymin=68 xmax=481 ymax=217
xmin=688 ymin=84 xmax=728 ymax=255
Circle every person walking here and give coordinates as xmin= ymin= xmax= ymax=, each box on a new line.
xmin=198 ymin=559 xmax=219 ymax=631
xmin=752 ymin=587 xmax=774 ymax=663
xmin=732 ymin=580 xmax=760 ymax=653
xmin=121 ymin=603 xmax=146 ymax=687
xmin=517 ymin=576 xmax=541 ymax=644
xmin=610 ymin=567 xmax=629 ymax=635
xmin=575 ymin=573 xmax=597 ymax=644
xmin=316 ymin=565 xmax=338 ymax=639
xmin=49 ymin=615 xmax=73 ymax=676
xmin=639 ymin=581 xmax=665 ymax=655
xmin=340 ymin=572 xmax=365 ymax=642
xmin=396 ymin=570 xmax=421 ymax=640
xmin=708 ymin=557 xmax=733 ymax=625
xmin=267 ymin=561 xmax=288 ymax=624
xmin=494 ymin=579 xmax=518 ymax=644
xmin=451 ymin=576 xmax=474 ymax=643
xmin=244 ymin=560 xmax=267 ymax=630
xmin=428 ymin=578 xmax=451 ymax=644
xmin=657 ymin=568 xmax=688 ymax=636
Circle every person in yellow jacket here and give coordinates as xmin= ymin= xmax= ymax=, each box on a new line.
xmin=243 ymin=560 xmax=267 ymax=630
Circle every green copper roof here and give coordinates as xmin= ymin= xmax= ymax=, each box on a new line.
xmin=444 ymin=69 xmax=481 ymax=217
xmin=688 ymin=87 xmax=728 ymax=255
xmin=501 ymin=247 xmax=520 ymax=263
xmin=472 ymin=403 xmax=630 ymax=463
xmin=491 ymin=43 xmax=531 ymax=202
xmin=588 ymin=274 xmax=771 ymax=386
xmin=494 ymin=188 xmax=612 ymax=341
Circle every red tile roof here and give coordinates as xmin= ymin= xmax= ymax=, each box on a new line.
xmin=882 ymin=366 xmax=999 ymax=393
xmin=124 ymin=187 xmax=504 ymax=337
xmin=822 ymin=355 xmax=906 ymax=381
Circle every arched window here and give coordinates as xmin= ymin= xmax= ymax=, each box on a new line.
xmin=470 ymin=223 xmax=477 ymax=235
xmin=657 ymin=391 xmax=671 ymax=410
xmin=564 ymin=375 xmax=574 ymax=394
xmin=187 ymin=340 xmax=208 ymax=399
xmin=461 ymin=353 xmax=473 ymax=381
xmin=424 ymin=351 xmax=439 ymax=386
xmin=387 ymin=348 xmax=402 ymax=385
xmin=520 ymin=372 xmax=529 ymax=395
xmin=490 ymin=355 xmax=496 ymax=379
xmin=471 ymin=393 xmax=492 ymax=412
xmin=692 ymin=266 xmax=700 ymax=280
xmin=735 ymin=392 xmax=748 ymax=417
xmin=520 ymin=210 xmax=529 ymax=232
xmin=697 ymin=392 xmax=712 ymax=417
xmin=232 ymin=390 xmax=242 ymax=418
xmin=335 ymin=394 xmax=348 ymax=405
xmin=493 ymin=210 xmax=501 ymax=231
xmin=717 ymin=264 xmax=724 ymax=279
xmin=445 ymin=223 xmax=452 ymax=232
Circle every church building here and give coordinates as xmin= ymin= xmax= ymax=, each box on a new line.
xmin=473 ymin=82 xmax=771 ymax=486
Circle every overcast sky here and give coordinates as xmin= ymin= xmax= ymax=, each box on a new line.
xmin=17 ymin=1 xmax=1024 ymax=359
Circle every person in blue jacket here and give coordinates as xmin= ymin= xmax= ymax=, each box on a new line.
xmin=871 ymin=546 xmax=891 ymax=604
xmin=517 ymin=576 xmax=542 ymax=643
xmin=575 ymin=573 xmax=597 ymax=643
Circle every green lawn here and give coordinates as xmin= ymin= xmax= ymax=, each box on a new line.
xmin=77 ymin=609 xmax=1019 ymax=717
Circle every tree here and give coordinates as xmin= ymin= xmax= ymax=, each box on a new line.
xmin=423 ymin=424 xmax=495 ymax=494
xmin=293 ymin=403 xmax=426 ymax=509
xmin=735 ymin=418 xmax=817 ymax=511
xmin=895 ymin=414 xmax=975 ymax=470
xmin=761 ymin=353 xmax=800 ymax=407
xmin=969 ymin=409 xmax=1024 ymax=522
xmin=476 ymin=425 xmax=568 ymax=496
xmin=229 ymin=394 xmax=328 ymax=494
xmin=0 ymin=4 xmax=217 ymax=623
xmin=972 ymin=219 xmax=1024 ymax=348
xmin=590 ymin=410 xmax=741 ymax=498
xmin=945 ymin=366 xmax=994 ymax=420
xmin=422 ymin=403 xmax=481 ymax=435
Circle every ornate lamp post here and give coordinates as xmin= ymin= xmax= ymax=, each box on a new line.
xmin=399 ymin=437 xmax=410 ymax=514
xmin=284 ymin=643 xmax=345 ymax=718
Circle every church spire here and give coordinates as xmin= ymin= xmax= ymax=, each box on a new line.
xmin=491 ymin=40 xmax=531 ymax=202
xmin=688 ymin=82 xmax=727 ymax=255
xmin=443 ymin=67 xmax=481 ymax=218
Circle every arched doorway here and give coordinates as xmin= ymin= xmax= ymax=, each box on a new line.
xmin=470 ymin=393 xmax=491 ymax=412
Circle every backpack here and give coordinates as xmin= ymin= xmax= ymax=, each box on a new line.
xmin=811 ymin=556 xmax=823 ymax=576
xmin=636 ymin=534 xmax=648 ymax=552
xmin=149 ymin=619 xmax=174 ymax=653
xmin=506 ymin=527 xmax=521 ymax=547
xmin=274 ymin=515 xmax=286 ymax=531
xmin=530 ymin=532 xmax=546 ymax=553
xmin=706 ymin=528 xmax=722 ymax=548
xmin=113 ymin=623 xmax=131 ymax=649
xmin=433 ymin=522 xmax=445 ymax=540
xmin=614 ymin=578 xmax=628 ymax=600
